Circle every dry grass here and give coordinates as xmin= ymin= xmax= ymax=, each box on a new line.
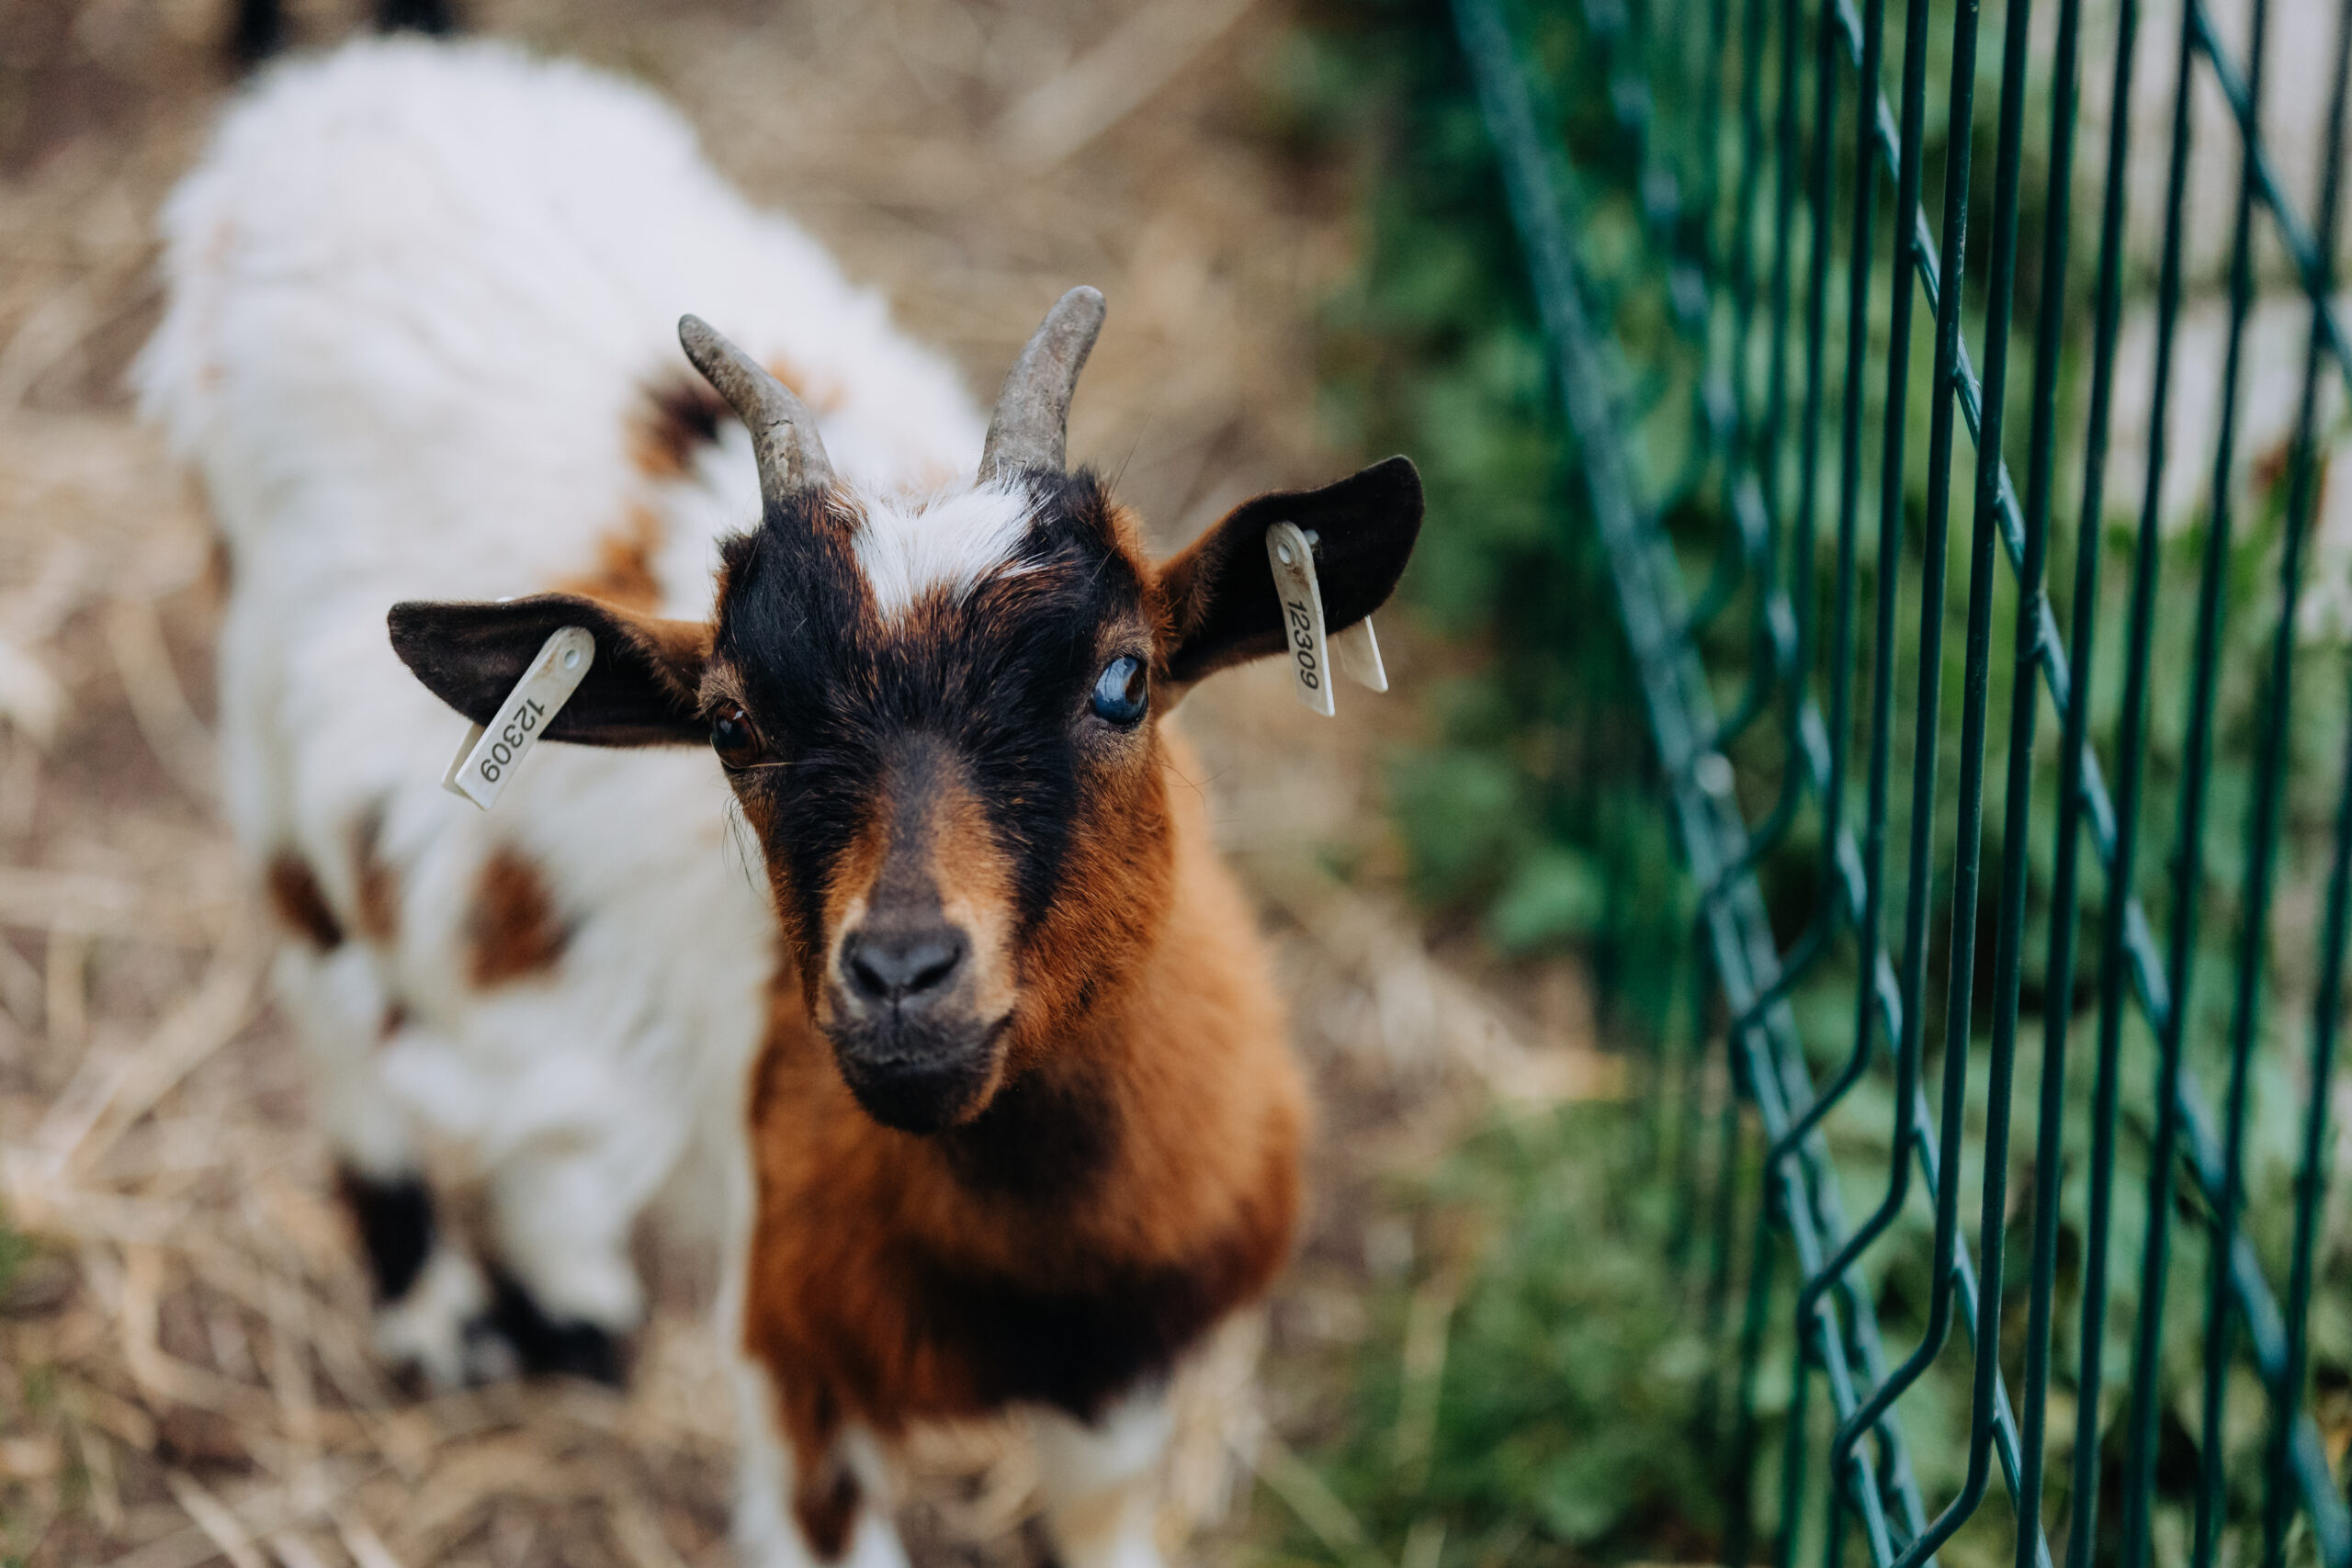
xmin=0 ymin=3 xmax=1612 ymax=1564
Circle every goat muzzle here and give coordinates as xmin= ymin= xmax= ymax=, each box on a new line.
xmin=823 ymin=918 xmax=1005 ymax=1134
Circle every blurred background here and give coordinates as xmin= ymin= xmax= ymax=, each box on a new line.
xmin=11 ymin=0 xmax=2352 ymax=1566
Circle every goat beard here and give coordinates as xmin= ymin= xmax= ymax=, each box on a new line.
xmin=824 ymin=1010 xmax=1009 ymax=1134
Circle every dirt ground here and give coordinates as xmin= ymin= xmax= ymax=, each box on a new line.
xmin=0 ymin=3 xmax=1610 ymax=1564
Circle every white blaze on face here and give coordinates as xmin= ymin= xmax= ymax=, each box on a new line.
xmin=852 ymin=482 xmax=1036 ymax=620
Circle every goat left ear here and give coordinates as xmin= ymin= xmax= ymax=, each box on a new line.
xmin=1157 ymin=456 xmax=1422 ymax=687
xmin=388 ymin=593 xmax=712 ymax=746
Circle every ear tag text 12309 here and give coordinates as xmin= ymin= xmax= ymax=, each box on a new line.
xmin=1265 ymin=521 xmax=1335 ymax=716
xmin=441 ymin=626 xmax=596 ymax=810
xmin=1265 ymin=523 xmax=1389 ymax=716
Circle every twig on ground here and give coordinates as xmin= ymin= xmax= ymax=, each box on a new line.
xmin=999 ymin=0 xmax=1258 ymax=168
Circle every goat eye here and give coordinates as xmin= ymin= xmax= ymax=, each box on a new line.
xmin=1090 ymin=656 xmax=1148 ymax=727
xmin=710 ymin=703 xmax=763 ymax=767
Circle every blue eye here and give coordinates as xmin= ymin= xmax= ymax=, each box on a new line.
xmin=1091 ymin=655 xmax=1148 ymax=726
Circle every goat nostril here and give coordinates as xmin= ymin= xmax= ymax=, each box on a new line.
xmin=901 ymin=940 xmax=961 ymax=995
xmin=843 ymin=930 xmax=967 ymax=1005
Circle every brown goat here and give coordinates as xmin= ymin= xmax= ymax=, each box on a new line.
xmin=390 ymin=290 xmax=1422 ymax=1567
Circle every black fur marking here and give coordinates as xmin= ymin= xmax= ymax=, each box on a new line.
xmin=232 ymin=0 xmax=453 ymax=62
xmin=376 ymin=0 xmax=458 ymax=35
xmin=831 ymin=1020 xmax=1001 ymax=1134
xmin=718 ymin=475 xmax=1146 ymax=950
xmin=902 ymin=1216 xmax=1261 ymax=1422
xmin=335 ymin=1167 xmax=435 ymax=1304
xmin=387 ymin=594 xmax=707 ymax=746
xmin=1161 ymin=455 xmax=1424 ymax=684
xmin=230 ymin=0 xmax=283 ymax=63
xmin=939 ymin=1061 xmax=1120 ymax=1201
xmin=482 ymin=1270 xmax=626 ymax=1386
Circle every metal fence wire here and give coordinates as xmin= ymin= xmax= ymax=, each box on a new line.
xmin=1449 ymin=0 xmax=2352 ymax=1562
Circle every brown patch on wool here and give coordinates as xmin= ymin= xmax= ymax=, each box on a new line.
xmin=351 ymin=807 xmax=399 ymax=944
xmin=556 ymin=502 xmax=666 ymax=613
xmin=628 ymin=375 xmax=728 ymax=480
xmin=264 ymin=852 xmax=343 ymax=949
xmin=466 ymin=847 xmax=569 ymax=988
xmin=629 ymin=359 xmax=842 ymax=484
xmin=770 ymin=356 xmax=847 ymax=417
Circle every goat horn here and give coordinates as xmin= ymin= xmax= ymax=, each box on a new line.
xmin=978 ymin=286 xmax=1104 ymax=481
xmin=677 ymin=314 xmax=834 ymax=506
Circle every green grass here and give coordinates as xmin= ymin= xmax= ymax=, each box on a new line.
xmin=0 ymin=1213 xmax=32 ymax=1568
xmin=1262 ymin=1101 xmax=1725 ymax=1568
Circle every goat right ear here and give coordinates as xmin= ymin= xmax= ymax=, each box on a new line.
xmin=1155 ymin=456 xmax=1422 ymax=688
xmin=388 ymin=593 xmax=712 ymax=747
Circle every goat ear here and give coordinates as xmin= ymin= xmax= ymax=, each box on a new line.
xmin=1156 ymin=456 xmax=1422 ymax=688
xmin=387 ymin=593 xmax=712 ymax=747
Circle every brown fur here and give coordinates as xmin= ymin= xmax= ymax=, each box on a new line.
xmin=265 ymin=853 xmax=343 ymax=949
xmin=381 ymin=425 xmax=1421 ymax=1568
xmin=741 ymin=730 xmax=1304 ymax=1485
xmin=628 ymin=616 xmax=719 ymax=712
xmin=811 ymin=746 xmax=1022 ymax=1055
xmin=555 ymin=503 xmax=666 ymax=613
xmin=467 ymin=847 xmax=569 ymax=987
xmin=792 ymin=1449 xmax=863 ymax=1561
xmin=390 ymin=467 xmax=1373 ymax=1558
xmin=772 ymin=356 xmax=845 ymax=418
xmin=718 ymin=493 xmax=1303 ymax=1494
xmin=351 ymin=807 xmax=399 ymax=943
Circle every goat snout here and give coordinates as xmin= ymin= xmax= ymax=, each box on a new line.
xmin=841 ymin=923 xmax=967 ymax=1011
xmin=824 ymin=918 xmax=1002 ymax=1133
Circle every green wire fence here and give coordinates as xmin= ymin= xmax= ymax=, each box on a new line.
xmin=1451 ymin=0 xmax=2352 ymax=1562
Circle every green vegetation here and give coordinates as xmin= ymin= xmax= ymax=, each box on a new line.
xmin=0 ymin=1213 xmax=30 ymax=1568
xmin=1270 ymin=0 xmax=2352 ymax=1562
xmin=0 ymin=1218 xmax=26 ymax=1303
xmin=1261 ymin=1104 xmax=1724 ymax=1568
xmin=1259 ymin=14 xmax=1734 ymax=1561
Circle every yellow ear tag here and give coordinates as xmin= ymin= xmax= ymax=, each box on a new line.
xmin=440 ymin=626 xmax=596 ymax=810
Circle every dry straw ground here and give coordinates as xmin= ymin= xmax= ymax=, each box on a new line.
xmin=0 ymin=3 xmax=1611 ymax=1563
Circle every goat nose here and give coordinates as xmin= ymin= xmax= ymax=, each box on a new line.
xmin=842 ymin=926 xmax=967 ymax=1008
